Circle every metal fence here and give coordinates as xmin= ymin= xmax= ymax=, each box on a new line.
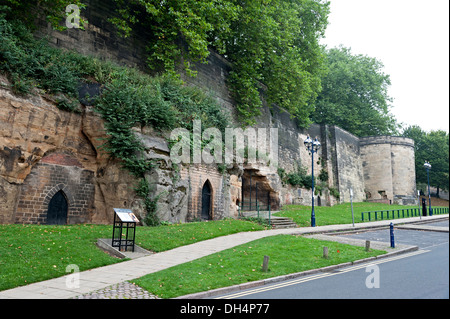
xmin=238 ymin=201 xmax=272 ymax=224
xmin=240 ymin=200 xmax=271 ymax=212
xmin=361 ymin=207 xmax=449 ymax=222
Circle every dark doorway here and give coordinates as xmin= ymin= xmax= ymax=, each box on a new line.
xmin=201 ymin=181 xmax=212 ymax=220
xmin=47 ymin=190 xmax=68 ymax=225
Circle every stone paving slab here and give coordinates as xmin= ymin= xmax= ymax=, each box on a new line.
xmin=73 ymin=281 xmax=159 ymax=299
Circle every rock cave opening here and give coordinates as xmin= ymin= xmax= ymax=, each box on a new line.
xmin=241 ymin=169 xmax=279 ymax=212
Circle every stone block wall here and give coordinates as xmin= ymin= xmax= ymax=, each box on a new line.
xmin=360 ymin=136 xmax=416 ymax=204
xmin=34 ymin=0 xmax=149 ymax=71
xmin=330 ymin=126 xmax=365 ymax=203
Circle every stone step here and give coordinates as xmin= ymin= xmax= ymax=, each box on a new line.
xmin=268 ymin=217 xmax=298 ymax=229
xmin=240 ymin=211 xmax=297 ymax=228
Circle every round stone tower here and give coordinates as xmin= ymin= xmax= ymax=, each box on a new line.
xmin=360 ymin=136 xmax=417 ymax=205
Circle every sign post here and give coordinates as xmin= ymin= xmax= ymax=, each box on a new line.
xmin=350 ymin=188 xmax=355 ymax=227
xmin=112 ymin=208 xmax=139 ymax=252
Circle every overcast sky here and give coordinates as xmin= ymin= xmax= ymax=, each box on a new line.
xmin=320 ymin=0 xmax=449 ymax=133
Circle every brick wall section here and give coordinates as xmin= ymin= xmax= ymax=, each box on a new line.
xmin=40 ymin=152 xmax=83 ymax=168
xmin=14 ymin=154 xmax=95 ymax=224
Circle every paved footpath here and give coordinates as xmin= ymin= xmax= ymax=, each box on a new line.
xmin=0 ymin=215 xmax=447 ymax=299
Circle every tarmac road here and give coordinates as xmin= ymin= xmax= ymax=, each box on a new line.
xmin=215 ymin=220 xmax=449 ymax=299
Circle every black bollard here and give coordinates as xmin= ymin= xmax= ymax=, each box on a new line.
xmin=390 ymin=223 xmax=395 ymax=248
xmin=422 ymin=198 xmax=427 ymax=216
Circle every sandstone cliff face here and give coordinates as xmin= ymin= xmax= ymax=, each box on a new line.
xmin=0 ymin=78 xmax=141 ymax=224
xmin=0 ymin=78 xmax=239 ymax=225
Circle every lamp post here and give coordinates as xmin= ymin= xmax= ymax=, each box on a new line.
xmin=424 ymin=161 xmax=432 ymax=216
xmin=304 ymin=135 xmax=321 ymax=227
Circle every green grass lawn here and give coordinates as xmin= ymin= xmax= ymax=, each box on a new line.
xmin=0 ymin=219 xmax=265 ymax=291
xmin=276 ymin=202 xmax=425 ymax=227
xmin=0 ymin=224 xmax=120 ymax=291
xmin=132 ymin=234 xmax=386 ymax=298
xmin=135 ymin=219 xmax=266 ymax=252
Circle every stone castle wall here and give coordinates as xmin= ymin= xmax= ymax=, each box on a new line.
xmin=360 ymin=136 xmax=416 ymax=205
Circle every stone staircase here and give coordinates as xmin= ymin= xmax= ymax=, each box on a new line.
xmin=268 ymin=216 xmax=298 ymax=229
xmin=241 ymin=211 xmax=298 ymax=229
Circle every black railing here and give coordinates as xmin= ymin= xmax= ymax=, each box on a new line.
xmin=361 ymin=207 xmax=449 ymax=222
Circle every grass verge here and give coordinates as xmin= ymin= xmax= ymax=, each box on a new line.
xmin=135 ymin=219 xmax=266 ymax=252
xmin=132 ymin=234 xmax=386 ymax=298
xmin=0 ymin=220 xmax=266 ymax=291
xmin=276 ymin=202 xmax=429 ymax=227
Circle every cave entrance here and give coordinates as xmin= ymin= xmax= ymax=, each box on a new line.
xmin=241 ymin=169 xmax=278 ymax=211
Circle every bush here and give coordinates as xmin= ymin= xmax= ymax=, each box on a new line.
xmin=285 ymin=164 xmax=314 ymax=190
xmin=0 ymin=12 xmax=81 ymax=96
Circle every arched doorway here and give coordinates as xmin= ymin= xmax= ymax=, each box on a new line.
xmin=201 ymin=181 xmax=212 ymax=220
xmin=47 ymin=190 xmax=68 ymax=225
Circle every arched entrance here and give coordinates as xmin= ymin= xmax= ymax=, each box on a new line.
xmin=47 ymin=190 xmax=68 ymax=225
xmin=201 ymin=181 xmax=212 ymax=220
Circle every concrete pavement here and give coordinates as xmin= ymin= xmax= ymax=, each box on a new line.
xmin=0 ymin=214 xmax=447 ymax=299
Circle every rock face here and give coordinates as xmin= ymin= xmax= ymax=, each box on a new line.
xmin=0 ymin=81 xmax=140 ymax=224
xmin=0 ymin=81 xmax=241 ymax=225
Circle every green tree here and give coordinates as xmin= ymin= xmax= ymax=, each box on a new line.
xmin=403 ymin=125 xmax=449 ymax=195
xmin=311 ymin=46 xmax=399 ymax=136
xmin=108 ymin=0 xmax=330 ymax=126
xmin=108 ymin=0 xmax=240 ymax=76
xmin=222 ymin=0 xmax=330 ymax=126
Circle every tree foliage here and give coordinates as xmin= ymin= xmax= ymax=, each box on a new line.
xmin=402 ymin=125 xmax=449 ymax=193
xmin=0 ymin=0 xmax=87 ymax=30
xmin=311 ymin=46 xmax=399 ymax=137
xmin=2 ymin=0 xmax=330 ymax=126
xmin=222 ymin=0 xmax=330 ymax=126
xmin=108 ymin=0 xmax=330 ymax=126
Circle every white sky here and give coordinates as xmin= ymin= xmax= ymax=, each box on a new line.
xmin=320 ymin=0 xmax=449 ymax=133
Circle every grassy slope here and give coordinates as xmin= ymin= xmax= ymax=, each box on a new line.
xmin=133 ymin=234 xmax=385 ymax=298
